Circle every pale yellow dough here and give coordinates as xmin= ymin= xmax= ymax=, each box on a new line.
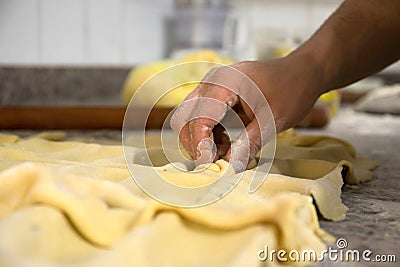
xmin=0 ymin=131 xmax=377 ymax=267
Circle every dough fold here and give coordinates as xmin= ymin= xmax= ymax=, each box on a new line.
xmin=0 ymin=131 xmax=377 ymax=267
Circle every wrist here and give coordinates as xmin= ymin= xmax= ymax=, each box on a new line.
xmin=287 ymin=24 xmax=345 ymax=95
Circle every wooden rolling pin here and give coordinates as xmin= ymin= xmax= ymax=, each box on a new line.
xmin=0 ymin=106 xmax=173 ymax=129
xmin=0 ymin=106 xmax=328 ymax=129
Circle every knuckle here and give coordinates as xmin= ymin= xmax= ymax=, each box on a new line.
xmin=188 ymin=118 xmax=213 ymax=136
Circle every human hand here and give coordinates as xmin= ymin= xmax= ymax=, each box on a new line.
xmin=170 ymin=54 xmax=325 ymax=172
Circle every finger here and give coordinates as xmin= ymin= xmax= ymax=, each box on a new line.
xmin=224 ymin=119 xmax=261 ymax=173
xmin=188 ymin=87 xmax=239 ymax=163
xmin=232 ymin=103 xmax=253 ymax=126
xmin=170 ymin=67 xmax=219 ymax=133
xmin=170 ymin=70 xmax=218 ymax=158
xmin=224 ymin=113 xmax=275 ymax=173
xmin=171 ymin=65 xmax=244 ymax=162
xmin=213 ymin=124 xmax=231 ymax=159
xmin=178 ymin=124 xmax=195 ymax=159
xmin=173 ymin=99 xmax=200 ymax=159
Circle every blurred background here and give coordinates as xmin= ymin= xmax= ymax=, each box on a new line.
xmin=0 ymin=0 xmax=397 ymax=71
xmin=1 ymin=0 xmax=399 ymax=129
xmin=1 ymin=2 xmax=399 ymax=264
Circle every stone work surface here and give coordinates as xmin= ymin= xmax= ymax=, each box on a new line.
xmin=306 ymin=107 xmax=400 ymax=267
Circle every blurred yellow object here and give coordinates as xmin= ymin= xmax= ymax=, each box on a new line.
xmin=272 ymin=47 xmax=292 ymax=58
xmin=121 ymin=60 xmax=175 ymax=105
xmin=180 ymin=50 xmax=233 ymax=64
xmin=121 ymin=50 xmax=234 ymax=106
xmin=317 ymin=90 xmax=341 ymax=118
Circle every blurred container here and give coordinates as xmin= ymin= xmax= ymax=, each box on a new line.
xmin=167 ymin=0 xmax=253 ymax=60
xmin=222 ymin=4 xmax=254 ymax=60
xmin=168 ymin=0 xmax=229 ymax=56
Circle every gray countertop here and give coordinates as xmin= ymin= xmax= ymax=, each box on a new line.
xmin=3 ymin=106 xmax=399 ymax=267
xmin=0 ymin=66 xmax=130 ymax=106
xmin=304 ymin=107 xmax=400 ymax=267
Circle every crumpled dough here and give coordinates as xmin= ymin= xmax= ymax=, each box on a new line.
xmin=0 ymin=162 xmax=330 ymax=267
xmin=275 ymin=130 xmax=377 ymax=184
xmin=0 ymin=131 xmax=377 ymax=267
xmin=245 ymin=159 xmax=349 ymax=221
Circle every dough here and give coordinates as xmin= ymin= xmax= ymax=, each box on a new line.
xmin=0 ymin=131 xmax=377 ymax=267
xmin=275 ymin=130 xmax=377 ymax=184
xmin=355 ymin=84 xmax=400 ymax=115
xmin=0 ymin=133 xmax=19 ymax=144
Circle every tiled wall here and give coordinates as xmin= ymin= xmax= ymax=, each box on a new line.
xmin=0 ymin=0 xmax=398 ymax=72
xmin=247 ymin=0 xmax=340 ymax=30
xmin=0 ymin=0 xmax=173 ymax=65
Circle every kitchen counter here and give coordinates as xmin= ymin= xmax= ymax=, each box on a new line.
xmin=304 ymin=106 xmax=400 ymax=267
xmin=3 ymin=106 xmax=399 ymax=267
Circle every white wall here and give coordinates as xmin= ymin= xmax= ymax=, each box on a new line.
xmin=247 ymin=0 xmax=340 ymax=31
xmin=0 ymin=0 xmax=398 ymax=71
xmin=245 ymin=0 xmax=399 ymax=72
xmin=0 ymin=0 xmax=173 ymax=65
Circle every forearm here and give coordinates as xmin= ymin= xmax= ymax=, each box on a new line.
xmin=291 ymin=0 xmax=400 ymax=94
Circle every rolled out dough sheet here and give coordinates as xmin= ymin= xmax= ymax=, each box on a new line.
xmin=0 ymin=131 xmax=377 ymax=267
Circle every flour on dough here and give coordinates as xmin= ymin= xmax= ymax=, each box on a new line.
xmin=0 ymin=131 xmax=377 ymax=267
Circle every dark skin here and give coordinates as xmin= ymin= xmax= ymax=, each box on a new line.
xmin=170 ymin=0 xmax=400 ymax=172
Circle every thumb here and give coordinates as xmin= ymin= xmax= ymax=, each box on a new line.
xmin=224 ymin=117 xmax=275 ymax=173
xmin=224 ymin=119 xmax=261 ymax=173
